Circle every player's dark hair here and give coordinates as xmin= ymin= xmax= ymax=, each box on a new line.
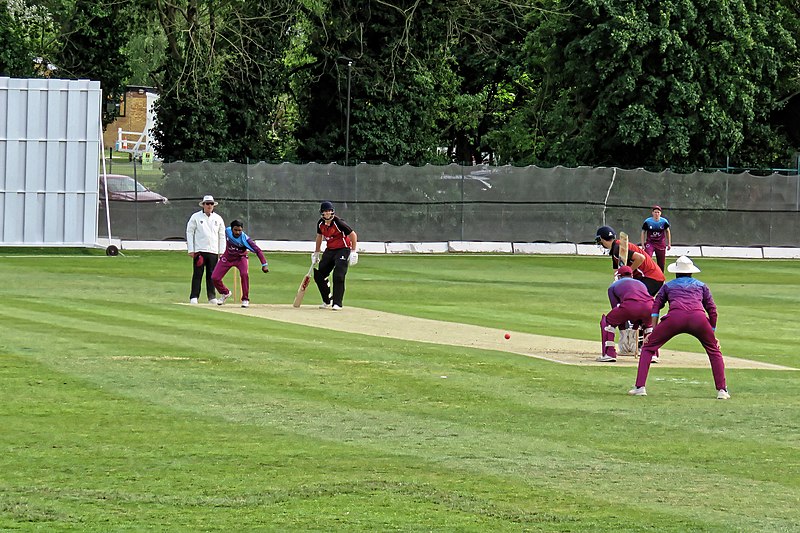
xmin=230 ymin=219 xmax=243 ymax=228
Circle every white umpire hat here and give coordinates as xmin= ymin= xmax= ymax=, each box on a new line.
xmin=199 ymin=195 xmax=219 ymax=206
xmin=667 ymin=255 xmax=701 ymax=274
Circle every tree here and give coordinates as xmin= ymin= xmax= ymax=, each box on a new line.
xmin=526 ymin=0 xmax=800 ymax=169
xmin=122 ymin=7 xmax=166 ymax=87
xmin=218 ymin=1 xmax=299 ymax=161
xmin=0 ymin=2 xmax=36 ymax=77
xmin=1 ymin=0 xmax=137 ymax=127
xmin=295 ymin=0 xmax=544 ymax=166
xmin=152 ymin=0 xmax=298 ymax=162
xmin=53 ymin=0 xmax=135 ymax=127
xmin=442 ymin=0 xmax=536 ymax=165
xmin=296 ymin=1 xmax=456 ymax=165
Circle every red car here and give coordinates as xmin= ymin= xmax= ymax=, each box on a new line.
xmin=99 ymin=174 xmax=168 ymax=204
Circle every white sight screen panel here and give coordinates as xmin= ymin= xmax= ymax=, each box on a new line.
xmin=0 ymin=77 xmax=101 ymax=246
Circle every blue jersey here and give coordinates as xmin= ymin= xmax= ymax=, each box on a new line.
xmin=642 ymin=217 xmax=670 ymax=247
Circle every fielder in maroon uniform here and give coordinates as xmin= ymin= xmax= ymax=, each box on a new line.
xmin=211 ymin=220 xmax=269 ymax=308
xmin=597 ymin=266 xmax=655 ymax=362
xmin=312 ymin=201 xmax=358 ymax=310
xmin=628 ymin=256 xmax=729 ymax=399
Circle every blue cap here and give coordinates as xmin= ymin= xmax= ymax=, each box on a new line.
xmin=595 ymin=226 xmax=616 ymax=242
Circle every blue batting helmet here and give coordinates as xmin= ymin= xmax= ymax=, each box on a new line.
xmin=595 ymin=226 xmax=616 ymax=244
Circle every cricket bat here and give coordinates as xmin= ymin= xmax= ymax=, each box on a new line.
xmin=619 ymin=231 xmax=629 ymax=267
xmin=292 ymin=265 xmax=315 ymax=307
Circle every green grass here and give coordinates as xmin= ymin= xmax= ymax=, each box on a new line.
xmin=0 ymin=251 xmax=798 ymax=531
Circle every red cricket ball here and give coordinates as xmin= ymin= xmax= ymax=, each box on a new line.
xmin=504 ymin=333 xmax=511 ymax=340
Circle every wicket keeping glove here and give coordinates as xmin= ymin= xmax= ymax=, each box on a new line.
xmin=348 ymin=251 xmax=359 ymax=266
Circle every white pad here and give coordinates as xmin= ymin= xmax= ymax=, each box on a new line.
xmin=618 ymin=329 xmax=639 ymax=356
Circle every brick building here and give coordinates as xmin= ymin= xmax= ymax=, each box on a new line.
xmin=102 ymin=86 xmax=158 ymax=156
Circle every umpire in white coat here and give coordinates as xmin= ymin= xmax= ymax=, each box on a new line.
xmin=186 ymin=195 xmax=226 ymax=304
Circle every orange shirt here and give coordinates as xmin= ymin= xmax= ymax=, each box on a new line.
xmin=627 ymin=242 xmax=665 ymax=281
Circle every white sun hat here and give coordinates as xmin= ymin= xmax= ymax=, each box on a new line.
xmin=199 ymin=195 xmax=218 ymax=206
xmin=667 ymin=255 xmax=701 ymax=274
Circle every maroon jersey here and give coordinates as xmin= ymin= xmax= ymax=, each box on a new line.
xmin=317 ymin=216 xmax=354 ymax=250
xmin=608 ymin=277 xmax=653 ymax=308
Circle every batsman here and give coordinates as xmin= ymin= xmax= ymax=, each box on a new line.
xmin=598 ymin=266 xmax=657 ymax=362
xmin=311 ymin=201 xmax=358 ymax=310
xmin=595 ymin=225 xmax=665 ymax=296
xmin=596 ymin=225 xmax=664 ymax=358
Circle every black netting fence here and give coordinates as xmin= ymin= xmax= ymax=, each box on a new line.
xmin=99 ymin=161 xmax=800 ymax=246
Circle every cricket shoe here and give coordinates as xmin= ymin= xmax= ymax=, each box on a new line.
xmin=332 ymin=304 xmax=342 ymax=310
xmin=217 ymin=292 xmax=232 ymax=306
xmin=628 ymin=386 xmax=647 ymax=396
xmin=651 ymin=355 xmax=660 ymax=364
xmin=319 ymin=302 xmax=331 ymax=309
xmin=596 ymin=355 xmax=617 ymax=362
xmin=209 ymin=298 xmax=219 ymax=305
xmin=241 ymin=300 xmax=249 ymax=308
xmin=190 ymin=297 xmax=198 ymax=304
xmin=716 ymin=388 xmax=730 ymax=400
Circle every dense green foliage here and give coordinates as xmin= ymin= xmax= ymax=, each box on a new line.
xmin=0 ymin=3 xmax=34 ymax=77
xmin=54 ymin=0 xmax=134 ymax=126
xmin=528 ymin=0 xmax=800 ymax=170
xmin=296 ymin=1 xmax=530 ymax=165
xmin=0 ymin=252 xmax=798 ymax=530
xmin=297 ymin=2 xmax=456 ymax=165
xmin=152 ymin=0 xmax=298 ymax=162
xmin=1 ymin=0 xmax=136 ymax=127
xmin=2 ymin=0 xmax=799 ymax=167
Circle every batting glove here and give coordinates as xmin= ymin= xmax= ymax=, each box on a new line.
xmin=311 ymin=252 xmax=320 ymax=266
xmin=348 ymin=251 xmax=359 ymax=266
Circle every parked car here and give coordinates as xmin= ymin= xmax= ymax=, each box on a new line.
xmin=99 ymin=174 xmax=168 ymax=204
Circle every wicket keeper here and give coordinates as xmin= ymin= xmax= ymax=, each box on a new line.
xmin=597 ymin=266 xmax=656 ymax=362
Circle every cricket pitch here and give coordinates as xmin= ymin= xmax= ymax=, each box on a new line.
xmin=207 ymin=304 xmax=794 ymax=370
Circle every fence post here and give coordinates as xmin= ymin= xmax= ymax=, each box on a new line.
xmin=460 ymin=163 xmax=465 ymax=241
xmin=133 ymin=158 xmax=140 ymax=241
